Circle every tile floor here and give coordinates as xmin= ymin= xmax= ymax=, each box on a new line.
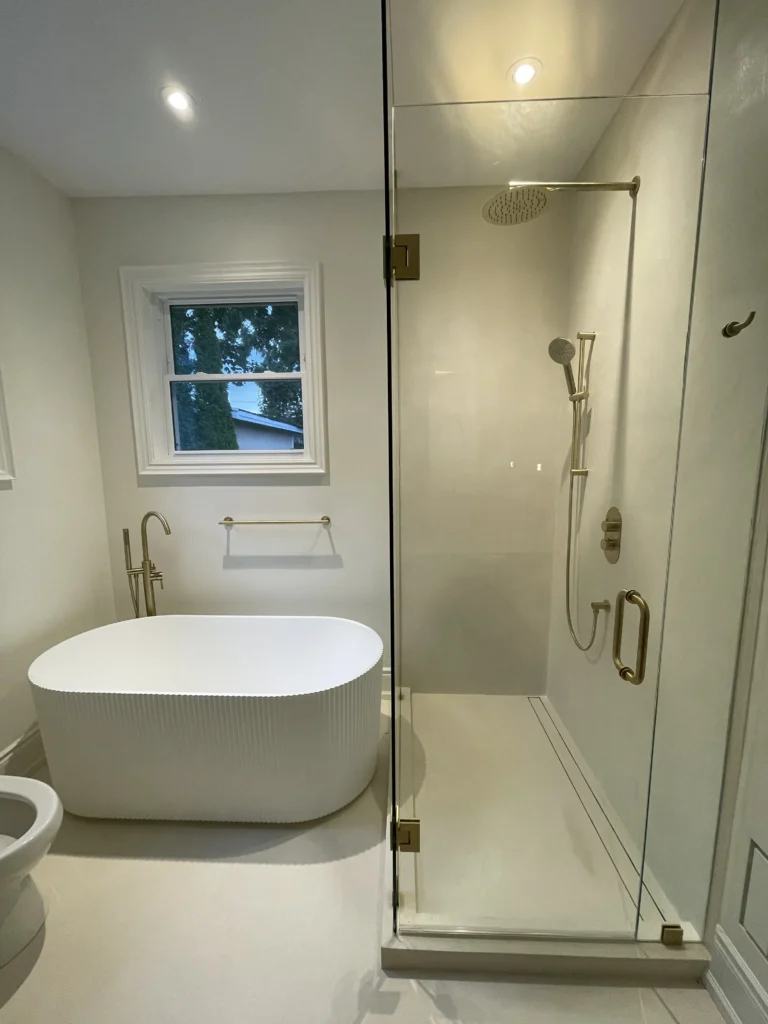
xmin=0 ymin=707 xmax=724 ymax=1023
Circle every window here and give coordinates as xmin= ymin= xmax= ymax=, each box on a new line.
xmin=168 ymin=302 xmax=305 ymax=454
xmin=120 ymin=263 xmax=326 ymax=476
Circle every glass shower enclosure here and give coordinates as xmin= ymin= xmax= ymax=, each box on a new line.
xmin=384 ymin=0 xmax=718 ymax=944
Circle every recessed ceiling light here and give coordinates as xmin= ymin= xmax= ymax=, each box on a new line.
xmin=513 ymin=63 xmax=536 ymax=85
xmin=160 ymin=85 xmax=196 ymax=121
xmin=507 ymin=57 xmax=543 ymax=88
xmin=166 ymin=90 xmax=189 ymax=111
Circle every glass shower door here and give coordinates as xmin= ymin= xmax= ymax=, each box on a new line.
xmin=384 ymin=0 xmax=717 ymax=942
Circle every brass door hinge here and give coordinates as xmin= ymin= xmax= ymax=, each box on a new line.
xmin=384 ymin=234 xmax=420 ymax=282
xmin=392 ymin=817 xmax=421 ymax=853
xmin=660 ymin=923 xmax=685 ymax=946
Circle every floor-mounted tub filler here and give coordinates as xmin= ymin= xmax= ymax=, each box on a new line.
xmin=29 ymin=616 xmax=384 ymax=823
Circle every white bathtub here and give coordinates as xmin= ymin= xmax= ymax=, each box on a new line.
xmin=28 ymin=615 xmax=384 ymax=823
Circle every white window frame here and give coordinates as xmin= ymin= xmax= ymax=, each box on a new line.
xmin=119 ymin=262 xmax=326 ymax=477
xmin=0 ymin=366 xmax=14 ymax=483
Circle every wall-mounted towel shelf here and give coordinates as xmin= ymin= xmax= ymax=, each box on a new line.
xmin=219 ymin=516 xmax=331 ymax=526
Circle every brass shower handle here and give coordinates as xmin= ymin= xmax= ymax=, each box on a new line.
xmin=613 ymin=589 xmax=650 ymax=685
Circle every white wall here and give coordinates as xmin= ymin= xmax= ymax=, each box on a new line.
xmin=545 ymin=8 xmax=711 ymax=858
xmin=396 ymin=187 xmax=568 ymax=694
xmin=73 ymin=192 xmax=391 ymax=652
xmin=0 ymin=146 xmax=113 ymax=752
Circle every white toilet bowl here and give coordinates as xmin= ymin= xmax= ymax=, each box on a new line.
xmin=0 ymin=776 xmax=62 ymax=967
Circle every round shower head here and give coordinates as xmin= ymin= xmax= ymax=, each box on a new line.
xmin=482 ymin=185 xmax=548 ymax=226
xmin=548 ymin=337 xmax=576 ymax=365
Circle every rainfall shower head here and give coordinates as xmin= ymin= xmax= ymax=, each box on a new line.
xmin=548 ymin=337 xmax=577 ymax=397
xmin=482 ymin=185 xmax=549 ymax=226
xmin=482 ymin=178 xmax=640 ymax=226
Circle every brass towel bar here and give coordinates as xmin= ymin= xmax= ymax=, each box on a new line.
xmin=219 ymin=516 xmax=331 ymax=526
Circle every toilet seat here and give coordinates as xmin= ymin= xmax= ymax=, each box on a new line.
xmin=0 ymin=776 xmax=63 ymax=968
xmin=0 ymin=777 xmax=62 ymax=884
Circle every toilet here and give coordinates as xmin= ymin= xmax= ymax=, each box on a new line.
xmin=0 ymin=776 xmax=62 ymax=967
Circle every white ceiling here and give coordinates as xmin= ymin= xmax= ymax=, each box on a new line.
xmin=0 ymin=0 xmax=690 ymax=197
xmin=0 ymin=0 xmax=384 ymax=196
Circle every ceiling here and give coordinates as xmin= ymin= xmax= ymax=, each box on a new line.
xmin=0 ymin=0 xmax=694 ymax=197
xmin=0 ymin=0 xmax=384 ymax=196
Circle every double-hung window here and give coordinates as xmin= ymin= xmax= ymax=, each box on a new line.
xmin=120 ymin=262 xmax=326 ymax=476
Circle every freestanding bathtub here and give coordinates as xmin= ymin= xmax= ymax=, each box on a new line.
xmin=28 ymin=615 xmax=384 ymax=823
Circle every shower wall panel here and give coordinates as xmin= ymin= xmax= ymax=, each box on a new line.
xmin=545 ymin=94 xmax=710 ymax=848
xmin=397 ymin=187 xmax=569 ymax=694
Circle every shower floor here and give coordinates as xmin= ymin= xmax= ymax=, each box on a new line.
xmin=397 ymin=692 xmax=681 ymax=939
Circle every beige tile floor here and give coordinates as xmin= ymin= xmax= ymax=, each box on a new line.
xmin=0 ymin=712 xmax=724 ymax=1023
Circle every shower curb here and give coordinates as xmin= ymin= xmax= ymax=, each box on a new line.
xmin=381 ymin=934 xmax=710 ymax=983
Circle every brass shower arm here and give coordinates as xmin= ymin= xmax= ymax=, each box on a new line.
xmin=506 ymin=179 xmax=640 ymax=195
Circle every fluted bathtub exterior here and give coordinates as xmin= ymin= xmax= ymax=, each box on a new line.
xmin=28 ymin=616 xmax=384 ymax=823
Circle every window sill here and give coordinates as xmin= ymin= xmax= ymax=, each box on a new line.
xmin=138 ymin=452 xmax=326 ymax=477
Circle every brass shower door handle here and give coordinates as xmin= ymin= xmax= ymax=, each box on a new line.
xmin=613 ymin=589 xmax=650 ymax=684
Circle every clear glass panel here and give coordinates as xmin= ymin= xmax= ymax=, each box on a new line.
xmin=382 ymin=0 xmax=405 ymax=927
xmin=170 ymin=380 xmax=303 ymax=452
xmin=169 ymin=302 xmax=301 ymax=375
xmin=390 ymin=89 xmax=712 ymax=938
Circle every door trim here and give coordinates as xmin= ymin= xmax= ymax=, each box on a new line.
xmin=707 ymin=925 xmax=768 ymax=1024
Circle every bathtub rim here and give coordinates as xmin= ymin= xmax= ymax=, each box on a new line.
xmin=28 ymin=614 xmax=385 ymax=700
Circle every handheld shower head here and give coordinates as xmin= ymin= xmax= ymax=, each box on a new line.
xmin=548 ymin=337 xmax=576 ymax=365
xmin=548 ymin=337 xmax=577 ymax=397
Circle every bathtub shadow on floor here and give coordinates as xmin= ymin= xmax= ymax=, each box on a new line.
xmin=42 ymin=714 xmax=412 ymax=866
